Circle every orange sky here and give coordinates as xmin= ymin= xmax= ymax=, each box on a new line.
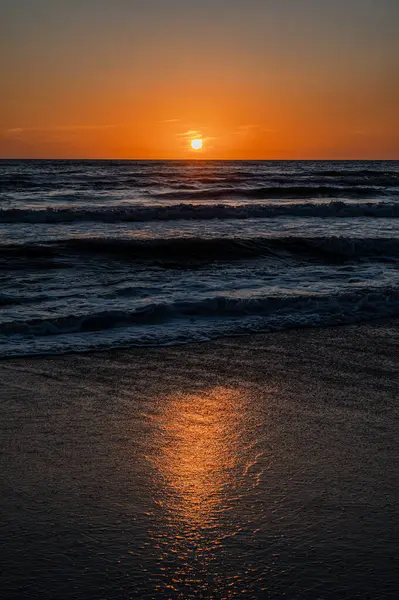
xmin=1 ymin=0 xmax=398 ymax=159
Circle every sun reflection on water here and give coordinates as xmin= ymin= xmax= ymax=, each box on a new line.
xmin=148 ymin=385 xmax=265 ymax=598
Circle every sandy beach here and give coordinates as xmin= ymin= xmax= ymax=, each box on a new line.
xmin=1 ymin=322 xmax=398 ymax=599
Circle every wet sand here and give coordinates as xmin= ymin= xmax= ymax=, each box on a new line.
xmin=1 ymin=322 xmax=398 ymax=599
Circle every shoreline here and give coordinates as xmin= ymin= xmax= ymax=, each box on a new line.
xmin=1 ymin=319 xmax=398 ymax=599
xmin=1 ymin=316 xmax=399 ymax=363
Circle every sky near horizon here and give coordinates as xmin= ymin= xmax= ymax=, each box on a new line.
xmin=1 ymin=0 xmax=398 ymax=159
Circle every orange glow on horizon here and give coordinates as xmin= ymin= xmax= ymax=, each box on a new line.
xmin=1 ymin=2 xmax=398 ymax=160
xmin=2 ymin=87 xmax=398 ymax=160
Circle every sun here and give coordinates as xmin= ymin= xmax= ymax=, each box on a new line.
xmin=191 ymin=139 xmax=203 ymax=151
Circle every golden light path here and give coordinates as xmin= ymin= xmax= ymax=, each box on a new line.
xmin=148 ymin=385 xmax=267 ymax=598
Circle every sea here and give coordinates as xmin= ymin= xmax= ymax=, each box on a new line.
xmin=1 ymin=159 xmax=399 ymax=358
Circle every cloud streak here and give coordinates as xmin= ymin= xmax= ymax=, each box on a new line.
xmin=5 ymin=124 xmax=125 ymax=135
xmin=177 ymin=129 xmax=201 ymax=138
xmin=233 ymin=124 xmax=276 ymax=135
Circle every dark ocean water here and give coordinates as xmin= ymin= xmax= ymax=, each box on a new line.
xmin=1 ymin=159 xmax=399 ymax=357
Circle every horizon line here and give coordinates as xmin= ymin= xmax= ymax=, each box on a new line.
xmin=1 ymin=157 xmax=398 ymax=162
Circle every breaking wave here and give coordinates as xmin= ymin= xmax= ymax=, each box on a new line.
xmin=1 ymin=286 xmax=399 ymax=344
xmin=2 ymin=236 xmax=399 ymax=264
xmin=2 ymin=201 xmax=399 ymax=224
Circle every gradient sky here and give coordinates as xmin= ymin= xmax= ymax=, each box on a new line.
xmin=1 ymin=0 xmax=398 ymax=159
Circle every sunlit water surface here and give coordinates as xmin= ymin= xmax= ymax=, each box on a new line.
xmin=2 ymin=354 xmax=397 ymax=600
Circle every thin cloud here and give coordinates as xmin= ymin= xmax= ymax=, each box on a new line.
xmin=160 ymin=118 xmax=180 ymax=123
xmin=233 ymin=124 xmax=276 ymax=135
xmin=5 ymin=124 xmax=124 ymax=135
xmin=177 ymin=130 xmax=201 ymax=138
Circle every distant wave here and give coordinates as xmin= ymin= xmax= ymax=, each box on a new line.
xmin=152 ymin=185 xmax=395 ymax=201
xmin=1 ymin=166 xmax=398 ymax=192
xmin=1 ymin=286 xmax=399 ymax=341
xmin=311 ymin=168 xmax=399 ymax=178
xmin=2 ymin=201 xmax=399 ymax=224
xmin=2 ymin=179 xmax=398 ymax=194
xmin=0 ymin=176 xmax=153 ymax=191
xmin=3 ymin=236 xmax=399 ymax=265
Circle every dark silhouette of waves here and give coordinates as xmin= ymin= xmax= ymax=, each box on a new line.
xmin=1 ymin=165 xmax=398 ymax=192
xmin=2 ymin=201 xmax=399 ymax=224
xmin=152 ymin=185 xmax=394 ymax=201
xmin=1 ymin=286 xmax=399 ymax=345
xmin=2 ymin=236 xmax=399 ymax=265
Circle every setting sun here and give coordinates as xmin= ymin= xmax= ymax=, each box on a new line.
xmin=191 ymin=139 xmax=203 ymax=151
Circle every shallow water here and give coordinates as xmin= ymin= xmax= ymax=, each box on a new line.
xmin=1 ymin=325 xmax=398 ymax=599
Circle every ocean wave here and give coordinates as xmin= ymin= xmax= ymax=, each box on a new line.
xmin=2 ymin=201 xmax=399 ymax=224
xmin=4 ymin=180 xmax=392 ymax=196
xmin=2 ymin=236 xmax=399 ymax=264
xmin=1 ymin=166 xmax=398 ymax=189
xmin=1 ymin=286 xmax=399 ymax=340
xmin=152 ymin=185 xmax=395 ymax=201
xmin=0 ymin=292 xmax=51 ymax=306
xmin=312 ymin=168 xmax=399 ymax=178
xmin=0 ymin=293 xmax=23 ymax=307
